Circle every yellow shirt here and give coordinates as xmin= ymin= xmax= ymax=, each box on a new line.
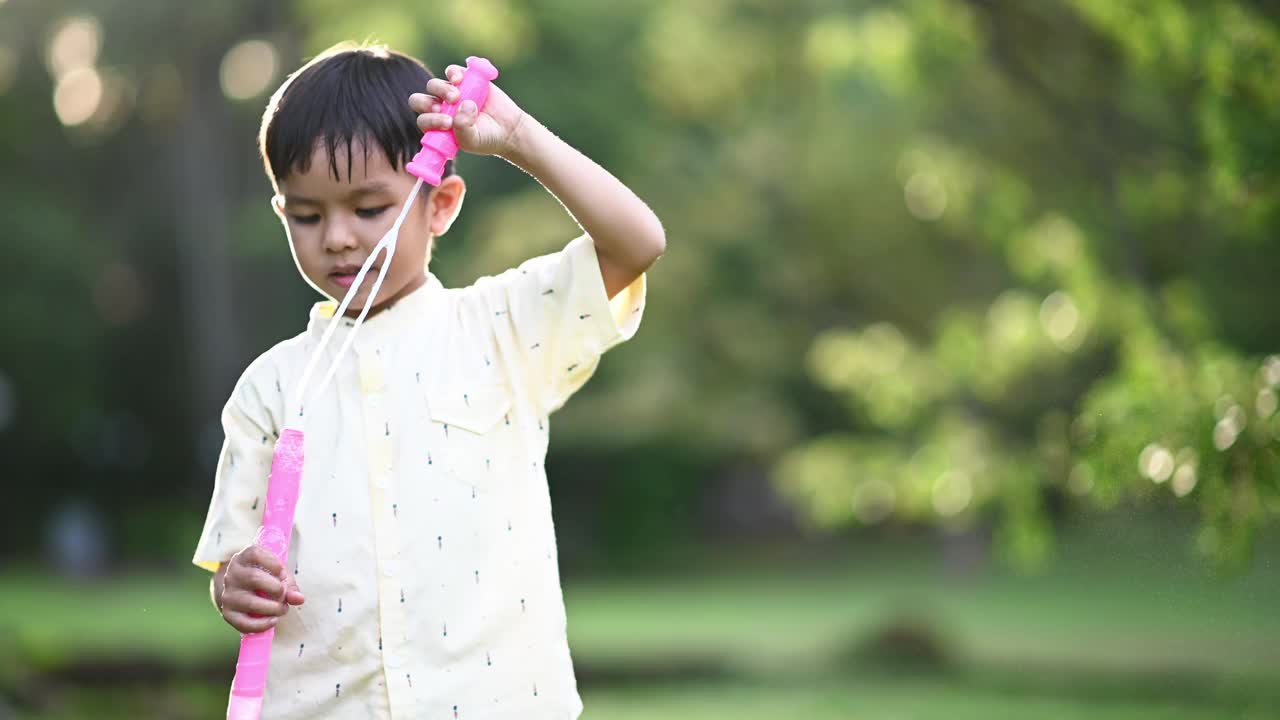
xmin=193 ymin=235 xmax=645 ymax=719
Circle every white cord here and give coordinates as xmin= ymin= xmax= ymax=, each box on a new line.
xmin=288 ymin=179 xmax=425 ymax=425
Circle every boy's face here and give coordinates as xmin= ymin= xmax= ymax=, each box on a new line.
xmin=274 ymin=139 xmax=464 ymax=316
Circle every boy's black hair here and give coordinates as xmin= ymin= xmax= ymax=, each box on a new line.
xmin=259 ymin=42 xmax=453 ymax=190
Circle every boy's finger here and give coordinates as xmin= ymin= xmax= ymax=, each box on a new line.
xmin=415 ymin=114 xmax=453 ymax=132
xmin=241 ymin=545 xmax=282 ymax=576
xmin=248 ymin=566 xmax=285 ymax=593
xmin=408 ymin=94 xmax=444 ymax=114
xmin=454 ymin=101 xmax=478 ymax=128
xmin=280 ymin=571 xmax=305 ymax=605
xmin=445 ymin=64 xmax=464 ymax=83
xmin=281 ymin=571 xmax=304 ymax=595
xmin=227 ymin=589 xmax=290 ymax=617
xmin=226 ymin=610 xmax=278 ymax=635
xmin=425 ymin=79 xmax=459 ymax=102
xmin=232 ymin=567 xmax=284 ymax=598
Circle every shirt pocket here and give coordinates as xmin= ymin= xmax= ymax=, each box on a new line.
xmin=426 ymin=380 xmax=514 ymax=494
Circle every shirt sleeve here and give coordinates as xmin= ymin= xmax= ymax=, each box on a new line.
xmin=191 ymin=362 xmax=280 ymax=572
xmin=483 ymin=234 xmax=646 ymax=414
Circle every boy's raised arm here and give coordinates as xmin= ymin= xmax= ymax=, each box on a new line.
xmin=412 ymin=65 xmax=665 ymax=300
xmin=501 ymin=116 xmax=666 ymax=299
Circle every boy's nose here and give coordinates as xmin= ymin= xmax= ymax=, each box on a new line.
xmin=322 ymin=222 xmax=361 ymax=253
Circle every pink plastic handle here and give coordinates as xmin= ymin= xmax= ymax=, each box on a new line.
xmin=406 ymin=56 xmax=499 ymax=185
xmin=227 ymin=428 xmax=305 ymax=720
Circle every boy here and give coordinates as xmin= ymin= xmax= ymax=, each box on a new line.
xmin=192 ymin=43 xmax=663 ymax=719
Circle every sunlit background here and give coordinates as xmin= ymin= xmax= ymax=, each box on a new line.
xmin=3 ymin=1 xmax=1280 ymax=718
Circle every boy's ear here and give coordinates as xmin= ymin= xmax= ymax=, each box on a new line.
xmin=427 ymin=175 xmax=466 ymax=237
xmin=270 ymin=194 xmax=286 ymax=220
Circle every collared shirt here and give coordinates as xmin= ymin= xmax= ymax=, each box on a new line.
xmin=193 ymin=235 xmax=645 ymax=719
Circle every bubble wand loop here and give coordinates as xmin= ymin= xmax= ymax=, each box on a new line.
xmin=224 ymin=56 xmax=498 ymax=720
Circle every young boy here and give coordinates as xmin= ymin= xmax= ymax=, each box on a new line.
xmin=192 ymin=43 xmax=663 ymax=719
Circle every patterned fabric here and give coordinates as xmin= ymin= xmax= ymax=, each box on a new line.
xmin=193 ymin=235 xmax=645 ymax=719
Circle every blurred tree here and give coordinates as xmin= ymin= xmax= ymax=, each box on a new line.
xmin=774 ymin=0 xmax=1280 ymax=570
xmin=1 ymin=0 xmax=1276 ymax=571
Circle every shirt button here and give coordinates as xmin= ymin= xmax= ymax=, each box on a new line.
xmin=376 ymin=474 xmax=389 ymax=489
xmin=383 ymin=561 xmax=399 ymax=577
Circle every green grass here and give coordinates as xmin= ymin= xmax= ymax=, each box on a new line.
xmin=3 ymin=512 xmax=1279 ymax=719
xmin=565 ymin=515 xmax=1280 ymax=681
xmin=19 ymin=674 xmax=1278 ymax=720
xmin=582 ymin=676 xmax=1280 ymax=720
xmin=0 ymin=570 xmax=227 ymax=669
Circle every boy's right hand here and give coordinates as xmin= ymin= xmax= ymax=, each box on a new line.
xmin=218 ymin=544 xmax=305 ymax=634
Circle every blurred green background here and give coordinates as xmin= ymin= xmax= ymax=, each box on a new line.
xmin=2 ymin=0 xmax=1279 ymax=718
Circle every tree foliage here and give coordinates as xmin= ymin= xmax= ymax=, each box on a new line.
xmin=2 ymin=0 xmax=1277 ymax=569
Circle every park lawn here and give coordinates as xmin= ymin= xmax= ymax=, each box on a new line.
xmin=0 ymin=567 xmax=227 ymax=669
xmin=3 ymin=512 xmax=1279 ymax=718
xmin=6 ymin=537 xmax=1276 ymax=678
xmin=564 ymin=514 xmax=1280 ymax=681
xmin=581 ymin=675 xmax=1280 ymax=720
xmin=17 ymin=673 xmax=1278 ymax=720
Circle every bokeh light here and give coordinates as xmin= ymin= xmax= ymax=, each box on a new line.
xmin=1262 ymin=355 xmax=1280 ymax=386
xmin=46 ymin=15 xmax=101 ymax=80
xmin=1171 ymin=463 xmax=1197 ymax=497
xmin=1139 ymin=443 xmax=1174 ymax=483
xmin=219 ymin=39 xmax=279 ymax=101
xmin=1171 ymin=448 xmax=1198 ymax=497
xmin=53 ymin=66 xmax=102 ymax=127
xmin=932 ymin=470 xmax=972 ymax=516
xmin=1256 ymin=387 xmax=1277 ymax=419
xmin=1213 ymin=418 xmax=1238 ymax=450
xmin=1039 ymin=291 xmax=1082 ymax=350
xmin=904 ymin=171 xmax=947 ymax=221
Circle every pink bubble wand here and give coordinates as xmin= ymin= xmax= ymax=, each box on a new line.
xmin=225 ymin=57 xmax=498 ymax=720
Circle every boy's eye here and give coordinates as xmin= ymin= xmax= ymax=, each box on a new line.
xmin=289 ymin=213 xmax=321 ymax=225
xmin=356 ymin=206 xmax=390 ymax=219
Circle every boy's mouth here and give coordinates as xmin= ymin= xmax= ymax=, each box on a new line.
xmin=329 ymin=264 xmax=376 ymax=289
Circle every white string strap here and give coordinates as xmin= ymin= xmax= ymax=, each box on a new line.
xmin=288 ymin=178 xmax=425 ymax=425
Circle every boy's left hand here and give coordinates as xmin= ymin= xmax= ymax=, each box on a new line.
xmin=409 ymin=64 xmax=529 ymax=159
